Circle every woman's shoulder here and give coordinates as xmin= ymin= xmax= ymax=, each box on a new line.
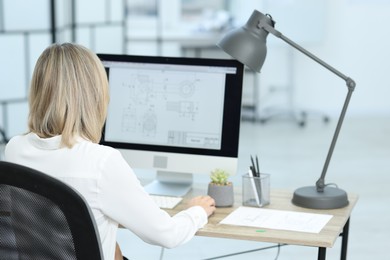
xmin=76 ymin=138 xmax=118 ymax=155
xmin=75 ymin=140 xmax=132 ymax=177
xmin=7 ymin=133 xmax=28 ymax=143
xmin=75 ymin=138 xmax=123 ymax=163
xmin=5 ymin=134 xmax=29 ymax=151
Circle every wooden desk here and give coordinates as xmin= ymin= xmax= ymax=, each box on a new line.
xmin=166 ymin=188 xmax=358 ymax=260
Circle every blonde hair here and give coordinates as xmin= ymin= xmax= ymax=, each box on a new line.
xmin=28 ymin=43 xmax=109 ymax=147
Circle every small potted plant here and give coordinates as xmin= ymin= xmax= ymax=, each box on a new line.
xmin=207 ymin=168 xmax=234 ymax=207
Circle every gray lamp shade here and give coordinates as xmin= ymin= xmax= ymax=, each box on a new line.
xmin=217 ymin=10 xmax=274 ymax=72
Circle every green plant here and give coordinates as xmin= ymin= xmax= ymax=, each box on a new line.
xmin=210 ymin=168 xmax=231 ymax=186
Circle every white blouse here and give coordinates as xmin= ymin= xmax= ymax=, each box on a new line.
xmin=5 ymin=133 xmax=207 ymax=260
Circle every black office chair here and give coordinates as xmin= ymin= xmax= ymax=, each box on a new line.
xmin=0 ymin=161 xmax=103 ymax=260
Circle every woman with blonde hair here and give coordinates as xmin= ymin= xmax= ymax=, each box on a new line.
xmin=5 ymin=43 xmax=216 ymax=260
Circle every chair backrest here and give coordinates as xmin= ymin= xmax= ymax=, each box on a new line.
xmin=0 ymin=161 xmax=103 ymax=260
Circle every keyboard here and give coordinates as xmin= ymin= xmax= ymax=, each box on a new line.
xmin=150 ymin=195 xmax=183 ymax=209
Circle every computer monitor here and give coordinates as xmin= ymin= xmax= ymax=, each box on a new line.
xmin=98 ymin=54 xmax=244 ymax=196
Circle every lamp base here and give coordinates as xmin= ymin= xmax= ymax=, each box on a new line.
xmin=292 ymin=186 xmax=349 ymax=209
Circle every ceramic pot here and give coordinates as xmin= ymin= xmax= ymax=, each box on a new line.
xmin=207 ymin=183 xmax=234 ymax=207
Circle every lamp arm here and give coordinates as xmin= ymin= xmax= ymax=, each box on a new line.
xmin=260 ymin=22 xmax=355 ymax=85
xmin=316 ymin=88 xmax=353 ymax=191
xmin=260 ymin=21 xmax=356 ymax=192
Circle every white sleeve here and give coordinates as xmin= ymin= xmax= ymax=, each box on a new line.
xmin=97 ymin=149 xmax=208 ymax=248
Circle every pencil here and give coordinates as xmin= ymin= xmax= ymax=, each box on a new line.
xmin=250 ymin=155 xmax=257 ymax=177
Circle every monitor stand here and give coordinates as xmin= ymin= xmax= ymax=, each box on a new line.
xmin=144 ymin=171 xmax=193 ymax=197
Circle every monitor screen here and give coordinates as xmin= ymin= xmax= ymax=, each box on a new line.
xmin=98 ymin=54 xmax=244 ymax=196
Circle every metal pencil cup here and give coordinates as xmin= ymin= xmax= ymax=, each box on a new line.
xmin=242 ymin=173 xmax=270 ymax=207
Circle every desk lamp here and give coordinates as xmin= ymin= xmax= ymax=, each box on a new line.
xmin=217 ymin=10 xmax=356 ymax=209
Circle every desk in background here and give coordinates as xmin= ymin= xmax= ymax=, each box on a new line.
xmin=166 ymin=188 xmax=358 ymax=260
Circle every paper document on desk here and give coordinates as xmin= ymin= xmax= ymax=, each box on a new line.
xmin=220 ymin=207 xmax=333 ymax=233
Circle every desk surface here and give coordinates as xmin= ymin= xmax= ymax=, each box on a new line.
xmin=166 ymin=188 xmax=358 ymax=248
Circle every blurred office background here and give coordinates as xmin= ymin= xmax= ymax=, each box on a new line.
xmin=1 ymin=0 xmax=389 ymax=259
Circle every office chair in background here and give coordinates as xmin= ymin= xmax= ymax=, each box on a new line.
xmin=0 ymin=161 xmax=103 ymax=260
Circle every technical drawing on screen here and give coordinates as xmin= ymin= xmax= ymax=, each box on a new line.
xmin=99 ymin=54 xmax=244 ymax=196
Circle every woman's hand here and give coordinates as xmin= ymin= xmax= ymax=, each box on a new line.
xmin=188 ymin=195 xmax=216 ymax=217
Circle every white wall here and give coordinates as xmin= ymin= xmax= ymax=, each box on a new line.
xmin=256 ymin=0 xmax=390 ymax=117
xmin=126 ymin=0 xmax=390 ymax=117
xmin=1 ymin=0 xmax=389 ymax=141
xmin=0 ymin=0 xmax=124 ymax=139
